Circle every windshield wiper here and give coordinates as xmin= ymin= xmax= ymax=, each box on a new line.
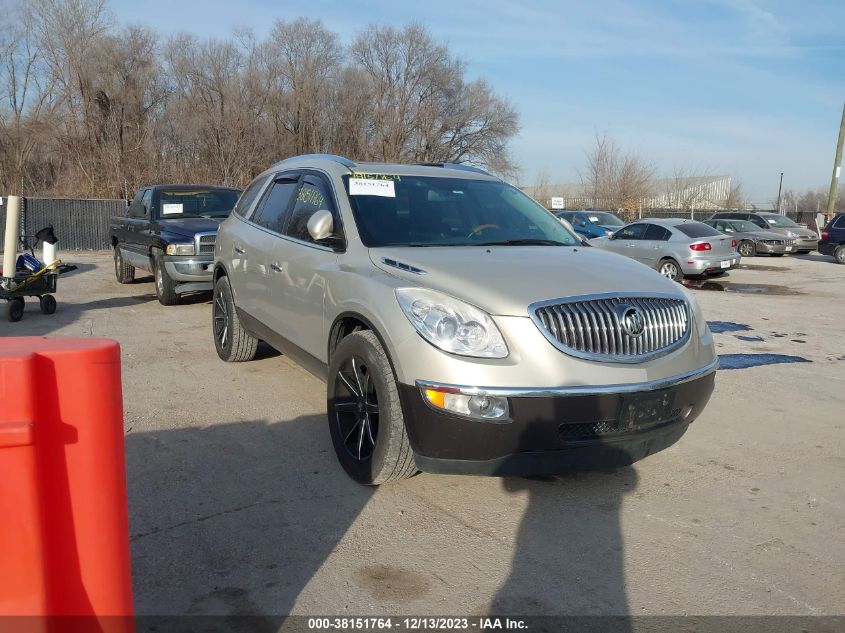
xmin=474 ymin=239 xmax=568 ymax=246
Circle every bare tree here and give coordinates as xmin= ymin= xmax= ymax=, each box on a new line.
xmin=582 ymin=134 xmax=654 ymax=211
xmin=722 ymin=179 xmax=745 ymax=209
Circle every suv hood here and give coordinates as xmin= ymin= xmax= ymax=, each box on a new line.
xmin=157 ymin=216 xmax=224 ymax=238
xmin=370 ymin=246 xmax=684 ymax=317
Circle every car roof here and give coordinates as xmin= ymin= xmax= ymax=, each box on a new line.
xmin=261 ymin=154 xmax=500 ymax=182
xmin=635 ymin=218 xmax=706 ymax=227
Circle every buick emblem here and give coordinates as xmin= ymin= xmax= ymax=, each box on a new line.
xmin=620 ymin=306 xmax=646 ymax=338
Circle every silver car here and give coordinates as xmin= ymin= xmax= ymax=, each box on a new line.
xmin=590 ymin=218 xmax=740 ymax=281
xmin=212 ymin=155 xmax=717 ymax=484
xmin=710 ymin=211 xmax=818 ymax=253
xmin=703 ymin=219 xmax=796 ymax=257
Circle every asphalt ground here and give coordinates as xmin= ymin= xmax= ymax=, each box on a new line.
xmin=2 ymin=251 xmax=843 ymax=617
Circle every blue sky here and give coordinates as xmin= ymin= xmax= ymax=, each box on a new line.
xmin=111 ymin=0 xmax=844 ymax=202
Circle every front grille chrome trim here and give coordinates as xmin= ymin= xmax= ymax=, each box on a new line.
xmin=529 ymin=292 xmax=691 ymax=363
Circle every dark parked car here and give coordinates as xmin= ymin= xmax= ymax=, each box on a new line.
xmin=709 ymin=211 xmax=818 ymax=253
xmin=555 ymin=210 xmax=625 ymax=238
xmin=703 ymin=219 xmax=796 ymax=257
xmin=819 ymin=213 xmax=845 ymax=264
xmin=110 ymin=184 xmax=241 ymax=304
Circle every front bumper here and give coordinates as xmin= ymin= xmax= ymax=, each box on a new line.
xmin=793 ymin=236 xmax=818 ymax=251
xmin=755 ymin=242 xmax=788 ymax=255
xmin=680 ymin=256 xmax=740 ymax=276
xmin=163 ymin=256 xmax=214 ymax=283
xmin=400 ymin=360 xmax=717 ymax=476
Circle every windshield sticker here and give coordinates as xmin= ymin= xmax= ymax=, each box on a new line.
xmin=349 ymin=178 xmax=396 ymax=198
xmin=162 ymin=203 xmax=183 ymax=215
xmin=351 ymin=172 xmax=400 ymax=181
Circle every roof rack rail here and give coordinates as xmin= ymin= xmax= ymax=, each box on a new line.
xmin=415 ymin=162 xmax=493 ymax=176
xmin=283 ymin=154 xmax=357 ymax=169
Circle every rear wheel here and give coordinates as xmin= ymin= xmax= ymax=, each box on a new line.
xmin=834 ymin=245 xmax=845 ymax=265
xmin=39 ymin=294 xmax=57 ymax=314
xmin=327 ymin=330 xmax=416 ymax=485
xmin=212 ymin=276 xmax=258 ymax=362
xmin=738 ymin=240 xmax=755 ymax=257
xmin=657 ymin=258 xmax=683 ymax=282
xmin=113 ymin=246 xmax=135 ymax=283
xmin=154 ymin=252 xmax=178 ymax=306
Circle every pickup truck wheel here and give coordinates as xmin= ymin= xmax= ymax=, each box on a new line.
xmin=327 ymin=330 xmax=416 ymax=485
xmin=213 ymin=276 xmax=258 ymax=362
xmin=834 ymin=245 xmax=845 ymax=264
xmin=154 ymin=253 xmax=179 ymax=305
xmin=114 ymin=246 xmax=135 ymax=283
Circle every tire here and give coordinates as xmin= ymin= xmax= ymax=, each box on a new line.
xmin=154 ymin=252 xmax=179 ymax=306
xmin=6 ymin=298 xmax=24 ymax=322
xmin=212 ymin=276 xmax=258 ymax=362
xmin=39 ymin=294 xmax=57 ymax=315
xmin=113 ymin=246 xmax=135 ymax=283
xmin=738 ymin=240 xmax=755 ymax=257
xmin=327 ymin=330 xmax=416 ymax=485
xmin=834 ymin=245 xmax=845 ymax=265
xmin=657 ymin=258 xmax=683 ymax=282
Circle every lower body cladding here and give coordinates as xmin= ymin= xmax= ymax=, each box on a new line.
xmin=163 ymin=257 xmax=214 ymax=294
xmin=400 ymin=364 xmax=716 ymax=476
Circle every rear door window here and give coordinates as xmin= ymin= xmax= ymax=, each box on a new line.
xmin=252 ymin=177 xmax=299 ymax=234
xmin=644 ymin=224 xmax=671 ymax=240
xmin=234 ymin=177 xmax=268 ymax=219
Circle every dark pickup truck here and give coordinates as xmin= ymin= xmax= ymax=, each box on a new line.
xmin=110 ymin=184 xmax=242 ymax=304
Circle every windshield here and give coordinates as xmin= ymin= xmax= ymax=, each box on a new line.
xmin=158 ymin=189 xmax=241 ymax=218
xmin=728 ymin=220 xmax=758 ymax=232
xmin=343 ymin=175 xmax=580 ymax=247
xmin=586 ymin=212 xmax=624 ymax=226
xmin=763 ymin=215 xmax=799 ymax=228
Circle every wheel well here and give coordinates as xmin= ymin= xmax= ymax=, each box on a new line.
xmin=328 ymin=316 xmax=370 ymax=360
xmin=213 ymin=264 xmax=227 ymax=283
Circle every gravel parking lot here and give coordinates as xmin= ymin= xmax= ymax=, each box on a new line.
xmin=2 ymin=251 xmax=844 ymax=617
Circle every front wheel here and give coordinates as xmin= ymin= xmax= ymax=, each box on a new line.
xmin=6 ymin=298 xmax=24 ymax=322
xmin=327 ymin=330 xmax=416 ymax=485
xmin=212 ymin=276 xmax=258 ymax=362
xmin=738 ymin=240 xmax=755 ymax=257
xmin=834 ymin=245 xmax=845 ymax=265
xmin=657 ymin=258 xmax=683 ymax=282
xmin=154 ymin=252 xmax=179 ymax=306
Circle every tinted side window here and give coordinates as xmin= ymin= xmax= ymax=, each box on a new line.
xmin=644 ymin=224 xmax=670 ymax=240
xmin=834 ymin=215 xmax=845 ymax=229
xmin=234 ymin=177 xmax=267 ymax=218
xmin=748 ymin=215 xmax=768 ymax=228
xmin=284 ymin=177 xmax=336 ymax=244
xmin=617 ymin=224 xmax=646 ymax=240
xmin=138 ymin=189 xmax=153 ymax=216
xmin=252 ymin=179 xmax=299 ymax=233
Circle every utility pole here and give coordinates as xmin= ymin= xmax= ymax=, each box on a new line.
xmin=826 ymin=100 xmax=845 ymax=215
xmin=776 ymin=172 xmax=784 ymax=214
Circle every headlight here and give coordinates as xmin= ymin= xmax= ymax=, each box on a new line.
xmin=165 ymin=243 xmax=195 ymax=255
xmin=395 ymin=288 xmax=508 ymax=358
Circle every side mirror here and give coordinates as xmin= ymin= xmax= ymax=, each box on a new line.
xmin=307 ymin=209 xmax=334 ymax=242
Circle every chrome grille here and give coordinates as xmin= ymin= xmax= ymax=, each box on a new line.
xmin=762 ymin=239 xmax=784 ymax=245
xmin=195 ymin=232 xmax=216 ymax=255
xmin=530 ymin=294 xmax=690 ymax=362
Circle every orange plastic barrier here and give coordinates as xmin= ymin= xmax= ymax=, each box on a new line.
xmin=0 ymin=338 xmax=133 ymax=619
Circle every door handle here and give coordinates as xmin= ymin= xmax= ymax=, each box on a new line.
xmin=270 ymin=262 xmax=284 ymax=273
xmin=234 ymin=245 xmax=245 ymax=255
